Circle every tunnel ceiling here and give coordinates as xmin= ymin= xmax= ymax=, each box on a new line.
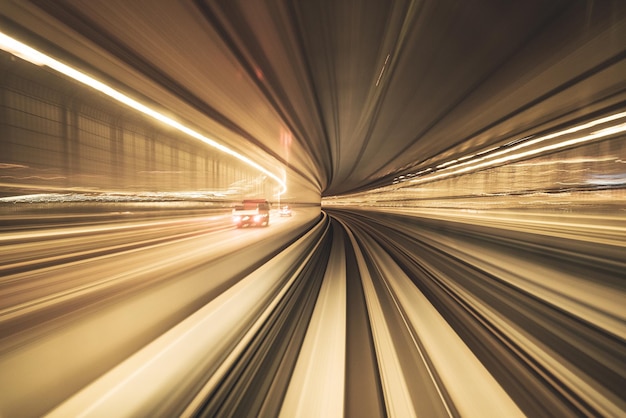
xmin=9 ymin=0 xmax=626 ymax=196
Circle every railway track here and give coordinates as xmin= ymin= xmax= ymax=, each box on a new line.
xmin=1 ymin=208 xmax=624 ymax=416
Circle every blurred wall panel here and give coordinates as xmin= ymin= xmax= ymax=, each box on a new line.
xmin=326 ymin=133 xmax=626 ymax=210
xmin=0 ymin=51 xmax=265 ymax=199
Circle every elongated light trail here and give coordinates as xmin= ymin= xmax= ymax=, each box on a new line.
xmin=410 ymin=111 xmax=626 ymax=185
xmin=0 ymin=31 xmax=287 ymax=195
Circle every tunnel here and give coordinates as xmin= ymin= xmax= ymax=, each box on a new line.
xmin=0 ymin=1 xmax=625 ymax=417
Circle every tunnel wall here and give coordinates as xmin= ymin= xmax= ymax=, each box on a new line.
xmin=0 ymin=51 xmax=270 ymax=200
xmin=326 ymin=134 xmax=626 ymax=210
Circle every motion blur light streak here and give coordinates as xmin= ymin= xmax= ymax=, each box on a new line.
xmin=0 ymin=31 xmax=287 ymax=195
xmin=410 ymin=111 xmax=626 ymax=186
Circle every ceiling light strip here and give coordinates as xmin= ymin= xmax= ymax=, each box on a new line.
xmin=0 ymin=31 xmax=287 ymax=195
xmin=411 ymin=111 xmax=626 ymax=185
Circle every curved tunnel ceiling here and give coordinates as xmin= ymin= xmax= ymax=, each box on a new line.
xmin=7 ymin=0 xmax=626 ymax=196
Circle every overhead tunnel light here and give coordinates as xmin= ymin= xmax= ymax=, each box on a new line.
xmin=0 ymin=31 xmax=287 ymax=195
xmin=410 ymin=111 xmax=626 ymax=185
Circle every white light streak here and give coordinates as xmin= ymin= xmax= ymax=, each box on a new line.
xmin=0 ymin=31 xmax=287 ymax=195
xmin=412 ymin=111 xmax=626 ymax=185
xmin=376 ymin=54 xmax=390 ymax=87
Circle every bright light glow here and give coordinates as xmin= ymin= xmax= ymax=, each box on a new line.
xmin=514 ymin=155 xmax=618 ymax=166
xmin=376 ymin=53 xmax=390 ymax=87
xmin=411 ymin=111 xmax=626 ymax=185
xmin=436 ymin=159 xmax=458 ymax=169
xmin=0 ymin=31 xmax=287 ymax=195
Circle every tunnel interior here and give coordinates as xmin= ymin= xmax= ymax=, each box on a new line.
xmin=0 ymin=1 xmax=625 ymax=417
